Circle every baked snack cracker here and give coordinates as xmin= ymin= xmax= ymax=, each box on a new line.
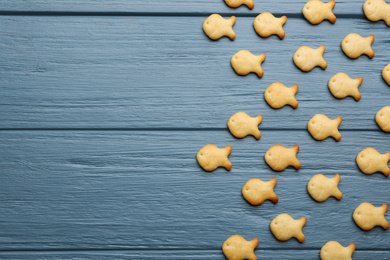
xmin=308 ymin=174 xmax=342 ymax=202
xmin=253 ymin=12 xmax=287 ymax=39
xmin=363 ymin=0 xmax=390 ymax=26
xmin=197 ymin=144 xmax=232 ymax=172
xmin=320 ymin=241 xmax=356 ymax=260
xmin=382 ymin=63 xmax=390 ymax=85
xmin=203 ymin=14 xmax=236 ymax=40
xmin=265 ymin=144 xmax=301 ymax=172
xmin=353 ymin=202 xmax=389 ymax=230
xmin=270 ymin=213 xmax=306 ymax=242
xmin=303 ymin=0 xmax=336 ymax=24
xmin=328 ymin=73 xmax=363 ymax=101
xmin=341 ymin=33 xmax=375 ymax=59
xmin=224 ymin=0 xmax=255 ymax=9
xmin=308 ymin=114 xmax=342 ymax=141
xmin=264 ymin=83 xmax=299 ymax=109
xmin=231 ymin=50 xmax=266 ymax=77
xmin=356 ymin=147 xmax=390 ymax=176
xmin=222 ymin=235 xmax=259 ymax=260
xmin=228 ymin=112 xmax=263 ymax=139
xmin=242 ymin=178 xmax=278 ymax=206
xmin=376 ymin=106 xmax=390 ymax=132
xmin=293 ymin=45 xmax=327 ymax=72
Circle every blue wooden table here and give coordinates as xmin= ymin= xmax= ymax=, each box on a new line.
xmin=0 ymin=1 xmax=389 ymax=259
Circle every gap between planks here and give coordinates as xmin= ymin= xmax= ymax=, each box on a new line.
xmin=0 ymin=128 xmax=382 ymax=132
xmin=1 ymin=248 xmax=390 ymax=253
xmin=0 ymin=11 xmax=364 ymax=19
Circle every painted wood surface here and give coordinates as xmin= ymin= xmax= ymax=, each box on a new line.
xmin=1 ymin=0 xmax=390 ymax=259
xmin=1 ymin=249 xmax=390 ymax=260
xmin=0 ymin=131 xmax=389 ymax=252
xmin=1 ymin=16 xmax=389 ymax=129
xmin=0 ymin=0 xmax=372 ymax=16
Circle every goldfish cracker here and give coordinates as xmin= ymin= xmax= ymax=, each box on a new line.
xmin=203 ymin=14 xmax=236 ymax=40
xmin=341 ymin=33 xmax=375 ymax=59
xmin=293 ymin=46 xmax=327 ymax=72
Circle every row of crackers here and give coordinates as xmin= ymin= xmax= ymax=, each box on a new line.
xmin=200 ymin=1 xmax=390 ymax=259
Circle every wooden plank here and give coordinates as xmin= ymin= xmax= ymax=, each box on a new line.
xmin=0 ymin=130 xmax=389 ymax=251
xmin=0 ymin=0 xmax=369 ymax=15
xmin=1 ymin=16 xmax=389 ymax=129
xmin=0 ymin=249 xmax=390 ymax=259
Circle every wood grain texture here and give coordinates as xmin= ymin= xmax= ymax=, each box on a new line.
xmin=1 ymin=16 xmax=389 ymax=129
xmin=0 ymin=131 xmax=389 ymax=251
xmin=0 ymin=249 xmax=390 ymax=260
xmin=0 ymin=0 xmax=369 ymax=16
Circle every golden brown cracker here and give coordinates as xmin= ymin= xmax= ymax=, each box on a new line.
xmin=353 ymin=202 xmax=389 ymax=230
xmin=253 ymin=12 xmax=287 ymax=39
xmin=264 ymin=83 xmax=299 ymax=109
xmin=270 ymin=214 xmax=307 ymax=242
xmin=342 ymin=33 xmax=375 ymax=59
xmin=320 ymin=241 xmax=356 ymax=260
xmin=356 ymin=147 xmax=390 ymax=176
xmin=203 ymin=14 xmax=236 ymax=40
xmin=303 ymin=0 xmax=336 ymax=24
xmin=376 ymin=106 xmax=390 ymax=132
xmin=242 ymin=178 xmax=278 ymax=206
xmin=308 ymin=174 xmax=342 ymax=202
xmin=224 ymin=0 xmax=254 ymax=9
xmin=231 ymin=50 xmax=266 ymax=77
xmin=328 ymin=73 xmax=363 ymax=101
xmin=363 ymin=0 xmax=390 ymax=26
xmin=265 ymin=144 xmax=301 ymax=172
xmin=197 ymin=144 xmax=232 ymax=172
xmin=308 ymin=114 xmax=342 ymax=141
xmin=228 ymin=112 xmax=263 ymax=139
xmin=382 ymin=63 xmax=390 ymax=85
xmin=293 ymin=45 xmax=327 ymax=72
xmin=222 ymin=235 xmax=259 ymax=260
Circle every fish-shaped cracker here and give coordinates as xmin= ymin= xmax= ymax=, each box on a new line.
xmin=353 ymin=202 xmax=389 ymax=230
xmin=224 ymin=0 xmax=255 ymax=9
xmin=231 ymin=50 xmax=266 ymax=77
xmin=293 ymin=46 xmax=327 ymax=72
xmin=253 ymin=12 xmax=287 ymax=39
xmin=270 ymin=214 xmax=307 ymax=242
xmin=228 ymin=112 xmax=263 ymax=139
xmin=264 ymin=83 xmax=299 ymax=109
xmin=308 ymin=174 xmax=342 ymax=202
xmin=320 ymin=241 xmax=356 ymax=260
xmin=328 ymin=73 xmax=363 ymax=101
xmin=265 ymin=144 xmax=301 ymax=171
xmin=222 ymin=235 xmax=259 ymax=260
xmin=197 ymin=144 xmax=232 ymax=172
xmin=308 ymin=114 xmax=342 ymax=141
xmin=203 ymin=14 xmax=236 ymax=40
xmin=303 ymin=0 xmax=336 ymax=24
xmin=242 ymin=178 xmax=278 ymax=206
xmin=363 ymin=0 xmax=390 ymax=26
xmin=376 ymin=106 xmax=390 ymax=132
xmin=341 ymin=33 xmax=375 ymax=59
xmin=356 ymin=147 xmax=390 ymax=176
